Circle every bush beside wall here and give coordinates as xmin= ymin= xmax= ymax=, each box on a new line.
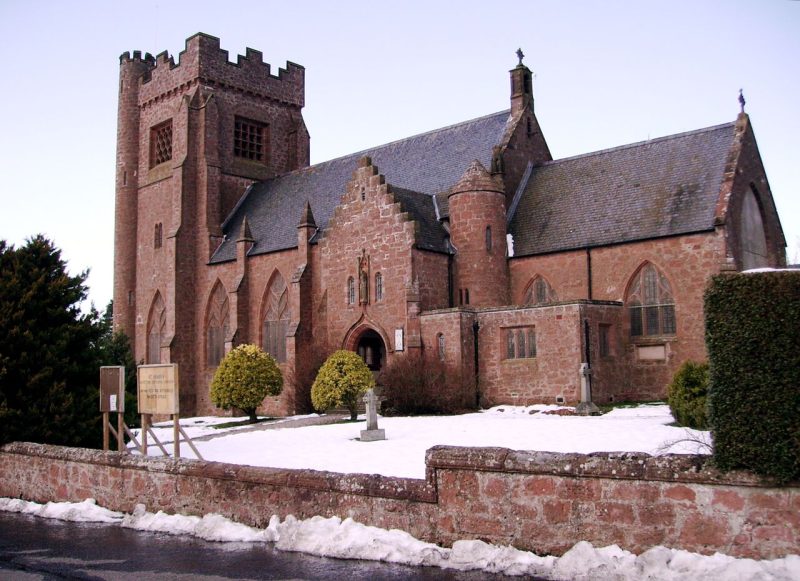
xmin=667 ymin=361 xmax=709 ymax=429
xmin=705 ymin=271 xmax=800 ymax=483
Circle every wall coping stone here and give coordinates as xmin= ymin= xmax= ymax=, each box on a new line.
xmin=426 ymin=446 xmax=792 ymax=487
xmin=3 ymin=442 xmax=794 ymax=498
xmin=1 ymin=442 xmax=437 ymax=503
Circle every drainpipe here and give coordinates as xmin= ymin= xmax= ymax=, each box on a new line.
xmin=472 ymin=318 xmax=480 ymax=407
xmin=577 ymin=311 xmax=600 ymax=415
xmin=586 ymin=247 xmax=593 ymax=300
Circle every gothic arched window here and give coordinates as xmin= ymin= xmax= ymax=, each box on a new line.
xmin=740 ymin=187 xmax=769 ymax=270
xmin=263 ymin=272 xmax=290 ymax=363
xmin=146 ymin=292 xmax=166 ymax=364
xmin=347 ymin=276 xmax=355 ymax=305
xmin=206 ymin=282 xmax=230 ymax=367
xmin=627 ymin=263 xmax=676 ymax=337
xmin=523 ymin=276 xmax=557 ymax=306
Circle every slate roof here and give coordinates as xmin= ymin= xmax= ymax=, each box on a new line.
xmin=210 ymin=110 xmax=510 ymax=263
xmin=508 ymin=122 xmax=736 ymax=256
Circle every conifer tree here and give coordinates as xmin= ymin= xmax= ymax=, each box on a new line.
xmin=0 ymin=236 xmax=102 ymax=447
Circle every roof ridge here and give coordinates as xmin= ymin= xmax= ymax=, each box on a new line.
xmin=541 ymin=120 xmax=736 ymax=166
xmin=299 ymin=109 xmax=510 ymax=172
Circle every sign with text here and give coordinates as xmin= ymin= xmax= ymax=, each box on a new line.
xmin=394 ymin=328 xmax=404 ymax=351
xmin=137 ymin=364 xmax=179 ymax=415
xmin=99 ymin=366 xmax=125 ymax=412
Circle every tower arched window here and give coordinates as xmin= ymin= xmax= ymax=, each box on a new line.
xmin=206 ymin=283 xmax=230 ymax=367
xmin=347 ymin=277 xmax=356 ymax=305
xmin=146 ymin=292 xmax=166 ymax=364
xmin=375 ymin=272 xmax=383 ymax=302
xmin=263 ymin=272 xmax=290 ymax=363
xmin=523 ymin=276 xmax=557 ymax=306
xmin=437 ymin=333 xmax=446 ymax=361
xmin=626 ymin=263 xmax=676 ymax=337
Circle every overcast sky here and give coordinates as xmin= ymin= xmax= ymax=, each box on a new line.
xmin=1 ymin=0 xmax=797 ymax=309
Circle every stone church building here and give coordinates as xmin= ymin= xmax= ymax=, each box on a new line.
xmin=113 ymin=34 xmax=786 ymax=416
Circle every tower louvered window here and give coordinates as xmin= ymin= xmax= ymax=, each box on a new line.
xmin=150 ymin=120 xmax=173 ymax=167
xmin=234 ymin=117 xmax=267 ymax=162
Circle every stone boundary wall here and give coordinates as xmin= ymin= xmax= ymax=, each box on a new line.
xmin=1 ymin=442 xmax=797 ymax=559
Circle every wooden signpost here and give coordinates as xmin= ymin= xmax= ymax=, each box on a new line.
xmin=99 ymin=366 xmax=126 ymax=452
xmin=136 ymin=363 xmax=203 ymax=460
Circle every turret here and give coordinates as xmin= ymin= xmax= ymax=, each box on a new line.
xmin=448 ymin=160 xmax=509 ymax=307
xmin=113 ymin=51 xmax=154 ymax=336
xmin=510 ymin=48 xmax=534 ymax=115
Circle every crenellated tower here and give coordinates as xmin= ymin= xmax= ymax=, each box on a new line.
xmin=112 ymin=33 xmax=309 ymax=413
xmin=114 ymin=50 xmax=155 ymax=337
xmin=448 ymin=160 xmax=510 ymax=308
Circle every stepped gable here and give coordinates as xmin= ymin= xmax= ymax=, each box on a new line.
xmin=210 ymin=110 xmax=508 ymax=263
xmin=509 ymin=121 xmax=737 ymax=257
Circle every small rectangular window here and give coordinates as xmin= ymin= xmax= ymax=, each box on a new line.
xmin=234 ymin=117 xmax=267 ymax=162
xmin=150 ymin=120 xmax=173 ymax=167
xmin=506 ymin=326 xmax=537 ymax=359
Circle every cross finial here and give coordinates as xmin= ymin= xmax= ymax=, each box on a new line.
xmin=738 ymin=89 xmax=746 ymax=113
xmin=516 ymin=48 xmax=525 ymax=66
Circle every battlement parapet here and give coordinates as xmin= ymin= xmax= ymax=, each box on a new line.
xmin=119 ymin=50 xmax=156 ymax=66
xmin=136 ymin=32 xmax=305 ymax=108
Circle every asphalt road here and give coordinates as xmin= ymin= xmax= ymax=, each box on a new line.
xmin=0 ymin=511 xmax=528 ymax=580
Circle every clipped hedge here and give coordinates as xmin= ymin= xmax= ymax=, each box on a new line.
xmin=210 ymin=344 xmax=283 ymax=422
xmin=705 ymin=271 xmax=800 ymax=483
xmin=311 ymin=350 xmax=375 ymax=420
xmin=667 ymin=360 xmax=709 ymax=429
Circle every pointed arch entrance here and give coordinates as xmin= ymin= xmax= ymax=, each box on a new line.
xmin=355 ymin=329 xmax=386 ymax=372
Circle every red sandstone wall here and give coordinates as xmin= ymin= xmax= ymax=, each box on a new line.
xmin=721 ymin=116 xmax=786 ymax=269
xmin=419 ymin=309 xmax=477 ymax=409
xmin=477 ymin=305 xmax=584 ymax=405
xmin=509 ymin=232 xmax=727 ymax=401
xmin=319 ymin=159 xmax=419 ymax=365
xmin=2 ymin=443 xmax=797 ymax=560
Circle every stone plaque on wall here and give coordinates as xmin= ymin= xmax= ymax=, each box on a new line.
xmin=137 ymin=364 xmax=179 ymax=415
xmin=99 ymin=366 xmax=125 ymax=412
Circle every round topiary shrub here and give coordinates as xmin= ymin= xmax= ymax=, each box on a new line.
xmin=311 ymin=350 xmax=375 ymax=420
xmin=667 ymin=360 xmax=709 ymax=429
xmin=210 ymin=344 xmax=283 ymax=422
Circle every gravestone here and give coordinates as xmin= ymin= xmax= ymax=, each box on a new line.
xmin=360 ymin=389 xmax=386 ymax=441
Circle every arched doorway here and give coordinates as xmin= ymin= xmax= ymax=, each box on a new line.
xmin=355 ymin=329 xmax=386 ymax=372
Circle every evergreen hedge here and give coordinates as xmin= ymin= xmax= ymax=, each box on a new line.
xmin=705 ymin=271 xmax=800 ymax=483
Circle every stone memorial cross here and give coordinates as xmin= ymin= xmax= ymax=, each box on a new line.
xmin=360 ymin=388 xmax=386 ymax=441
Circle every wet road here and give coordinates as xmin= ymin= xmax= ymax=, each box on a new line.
xmin=0 ymin=511 xmax=530 ymax=580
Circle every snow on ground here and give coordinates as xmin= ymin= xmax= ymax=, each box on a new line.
xmin=1 ymin=498 xmax=798 ymax=580
xmin=139 ymin=404 xmax=711 ymax=479
xmin=138 ymin=413 xmax=321 ymax=440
